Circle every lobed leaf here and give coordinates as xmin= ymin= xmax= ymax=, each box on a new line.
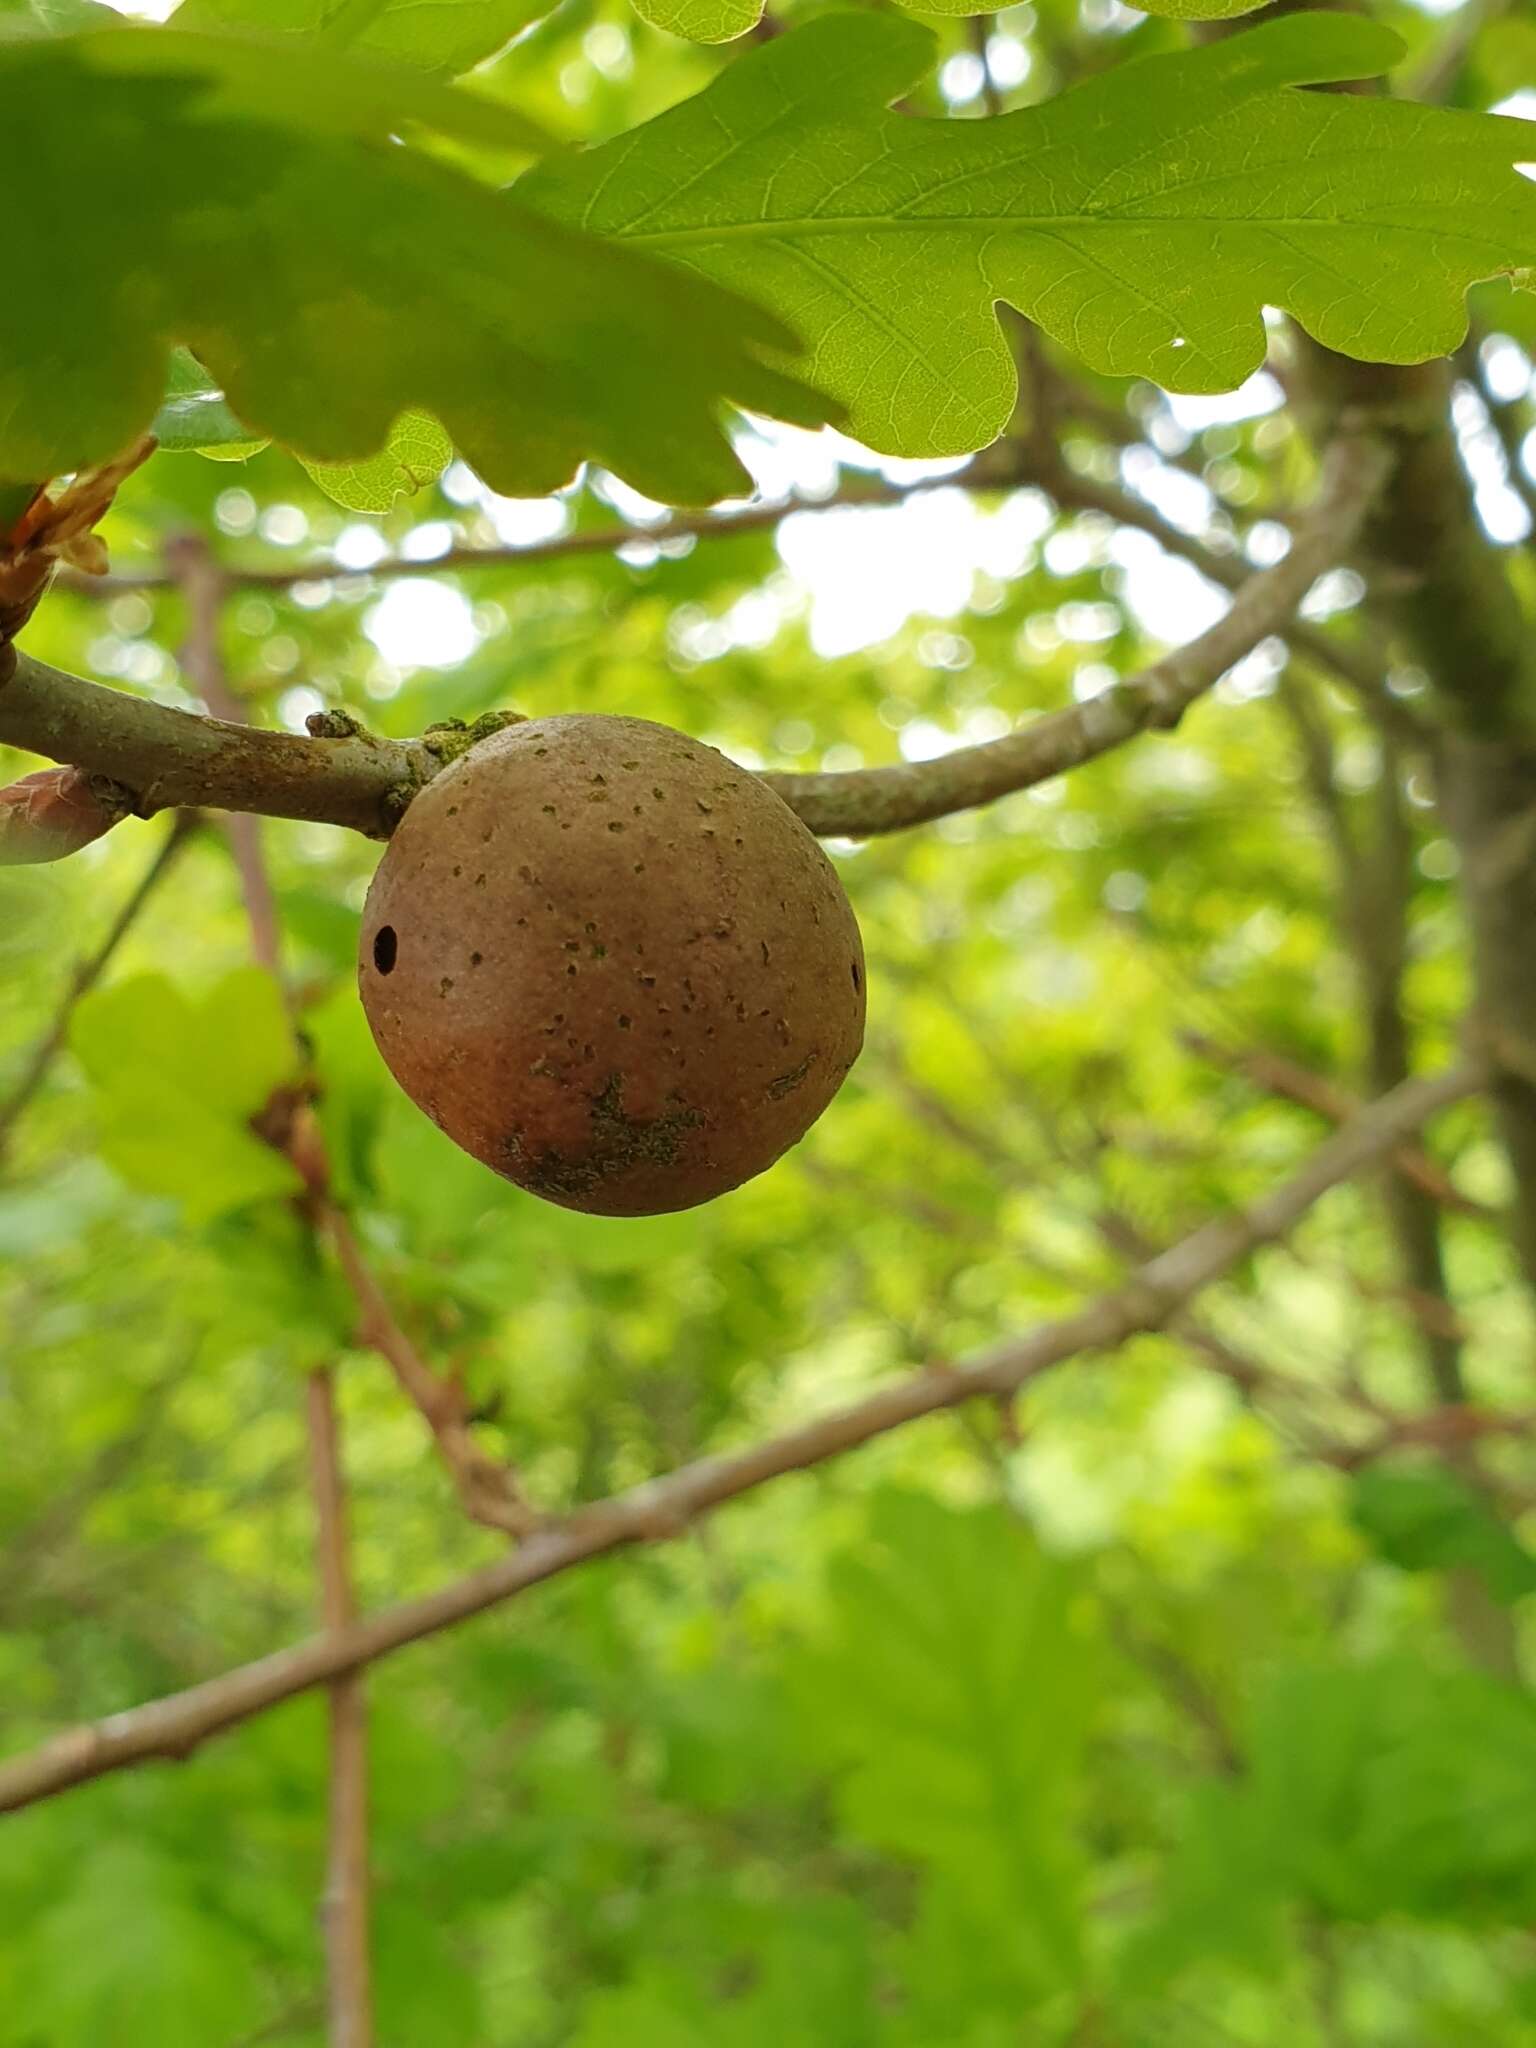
xmin=793 ymin=1491 xmax=1098 ymax=2005
xmin=1351 ymin=1462 xmax=1536 ymax=1607
xmin=8 ymin=1843 xmax=266 ymax=2045
xmin=298 ymin=408 xmax=454 ymax=512
xmin=69 ymin=970 xmax=303 ymax=1223
xmin=150 ymin=348 xmax=267 ymax=458
xmin=0 ymin=27 xmax=833 ymax=505
xmin=635 ymin=0 xmax=1265 ymax=43
xmin=1139 ymin=1657 xmax=1536 ymax=1963
xmin=0 ymin=0 xmax=119 ymax=35
xmin=171 ymin=0 xmax=554 ymax=80
xmin=71 ymin=20 xmax=555 ymax=155
xmin=522 ymin=12 xmax=1536 ymax=452
xmin=629 ymin=0 xmax=762 ymax=49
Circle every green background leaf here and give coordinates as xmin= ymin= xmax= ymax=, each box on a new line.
xmin=793 ymin=1491 xmax=1098 ymax=2006
xmin=10 ymin=1843 xmax=265 ymax=2045
xmin=6 ymin=1 xmax=1536 ymax=2040
xmin=630 ymin=0 xmax=1266 ymax=47
xmin=151 ymin=347 xmax=269 ymax=458
xmin=69 ymin=970 xmax=302 ymax=1221
xmin=628 ymin=0 xmax=761 ymax=48
xmin=1352 ymin=1463 xmax=1536 ymax=1606
xmin=298 ymin=410 xmax=454 ymax=513
xmin=171 ymin=0 xmax=554 ymax=77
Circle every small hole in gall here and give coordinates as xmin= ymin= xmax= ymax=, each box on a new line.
xmin=373 ymin=926 xmax=398 ymax=975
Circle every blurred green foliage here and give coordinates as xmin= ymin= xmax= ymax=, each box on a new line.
xmin=3 ymin=1 xmax=1535 ymax=2042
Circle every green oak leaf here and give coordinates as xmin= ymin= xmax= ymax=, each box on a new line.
xmin=69 ymin=970 xmax=304 ymax=1224
xmin=0 ymin=0 xmax=119 ymax=35
xmin=81 ymin=21 xmax=554 ymax=156
xmin=0 ymin=27 xmax=832 ymax=504
xmin=629 ymin=0 xmax=760 ymax=49
xmin=633 ymin=0 xmax=1262 ymax=43
xmin=908 ymin=0 xmax=1261 ymax=11
xmin=521 ymin=12 xmax=1536 ymax=453
xmin=299 ymin=408 xmax=453 ymax=511
xmin=151 ymin=348 xmax=268 ymax=459
xmin=171 ymin=0 xmax=554 ymax=79
xmin=1352 ymin=1462 xmax=1536 ymax=1607
xmin=11 ymin=1843 xmax=266 ymax=2046
xmin=792 ymin=1492 xmax=1099 ymax=2004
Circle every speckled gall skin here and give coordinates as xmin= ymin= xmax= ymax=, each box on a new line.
xmin=359 ymin=714 xmax=866 ymax=1215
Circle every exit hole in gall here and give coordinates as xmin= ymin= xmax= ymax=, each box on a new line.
xmin=374 ymin=926 xmax=398 ymax=975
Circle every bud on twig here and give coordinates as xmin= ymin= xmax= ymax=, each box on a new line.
xmin=0 ymin=765 xmax=133 ymax=865
xmin=0 ymin=436 xmax=155 ymax=647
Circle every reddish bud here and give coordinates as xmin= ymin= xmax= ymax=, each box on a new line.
xmin=0 ymin=766 xmax=129 ymax=865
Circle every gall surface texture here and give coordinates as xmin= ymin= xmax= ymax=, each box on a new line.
xmin=360 ymin=714 xmax=866 ymax=1214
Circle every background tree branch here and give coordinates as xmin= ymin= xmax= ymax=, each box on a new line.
xmin=0 ymin=808 xmax=198 ymax=1159
xmin=0 ymin=1056 xmax=1482 ymax=1816
xmin=0 ymin=433 xmax=1389 ymax=851
xmin=169 ymin=531 xmax=381 ymax=2043
xmin=306 ymin=1369 xmax=375 ymax=2048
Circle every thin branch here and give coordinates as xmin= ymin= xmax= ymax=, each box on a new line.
xmin=0 ymin=1057 xmax=1481 ymax=1815
xmin=0 ymin=809 xmax=198 ymax=1160
xmin=966 ymin=16 xmax=1004 ymax=119
xmin=1403 ymin=0 xmax=1513 ymax=104
xmin=1041 ymin=461 xmax=1429 ymax=744
xmin=167 ymin=531 xmax=377 ymax=2042
xmin=0 ymin=643 xmax=427 ymax=837
xmin=0 ymin=1371 xmax=183 ymax=1613
xmin=0 ymin=434 xmax=1390 ymax=846
xmin=1182 ymin=1032 xmax=1491 ymax=1220
xmin=1298 ymin=692 xmax=1465 ymax=1405
xmin=888 ymin=1064 xmax=1327 ymax=1433
xmin=1455 ymin=339 xmax=1536 ymax=543
xmin=166 ymin=533 xmax=286 ymax=968
xmin=888 ymin=1047 xmax=1379 ymax=1455
xmin=324 ymin=1203 xmax=537 ymax=1537
xmin=1102 ymin=1608 xmax=1242 ymax=1776
xmin=307 ymin=1370 xmax=374 ymax=2048
xmin=59 ymin=472 xmax=950 ymax=598
xmin=755 ymin=433 xmax=1391 ymax=833
xmin=164 ymin=530 xmax=536 ymax=1541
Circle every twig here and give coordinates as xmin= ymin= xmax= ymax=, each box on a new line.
xmin=0 ymin=643 xmax=426 ymax=838
xmin=1455 ymin=336 xmax=1536 ymax=543
xmin=164 ymin=530 xmax=535 ymax=1541
xmin=0 ymin=1371 xmax=183 ymax=1612
xmin=1039 ymin=461 xmax=1429 ymax=744
xmin=307 ymin=1370 xmax=374 ymax=2048
xmin=58 ymin=472 xmax=950 ymax=598
xmin=167 ymin=531 xmax=378 ymax=2041
xmin=888 ymin=1048 xmax=1379 ymax=1453
xmin=1102 ymin=1607 xmax=1242 ymax=1776
xmin=0 ymin=1057 xmax=1482 ymax=1814
xmin=747 ymin=434 xmax=1392 ymax=832
xmin=0 ymin=434 xmax=1391 ymax=846
xmin=1403 ymin=0 xmax=1513 ymax=104
xmin=324 ymin=1204 xmax=537 ymax=1538
xmin=1182 ymin=1031 xmax=1492 ymax=1221
xmin=167 ymin=533 xmax=285 ymax=967
xmin=0 ymin=809 xmax=198 ymax=1160
xmin=966 ymin=16 xmax=1003 ymax=118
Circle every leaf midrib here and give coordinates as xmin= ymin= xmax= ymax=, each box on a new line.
xmin=629 ymin=212 xmax=1482 ymax=251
